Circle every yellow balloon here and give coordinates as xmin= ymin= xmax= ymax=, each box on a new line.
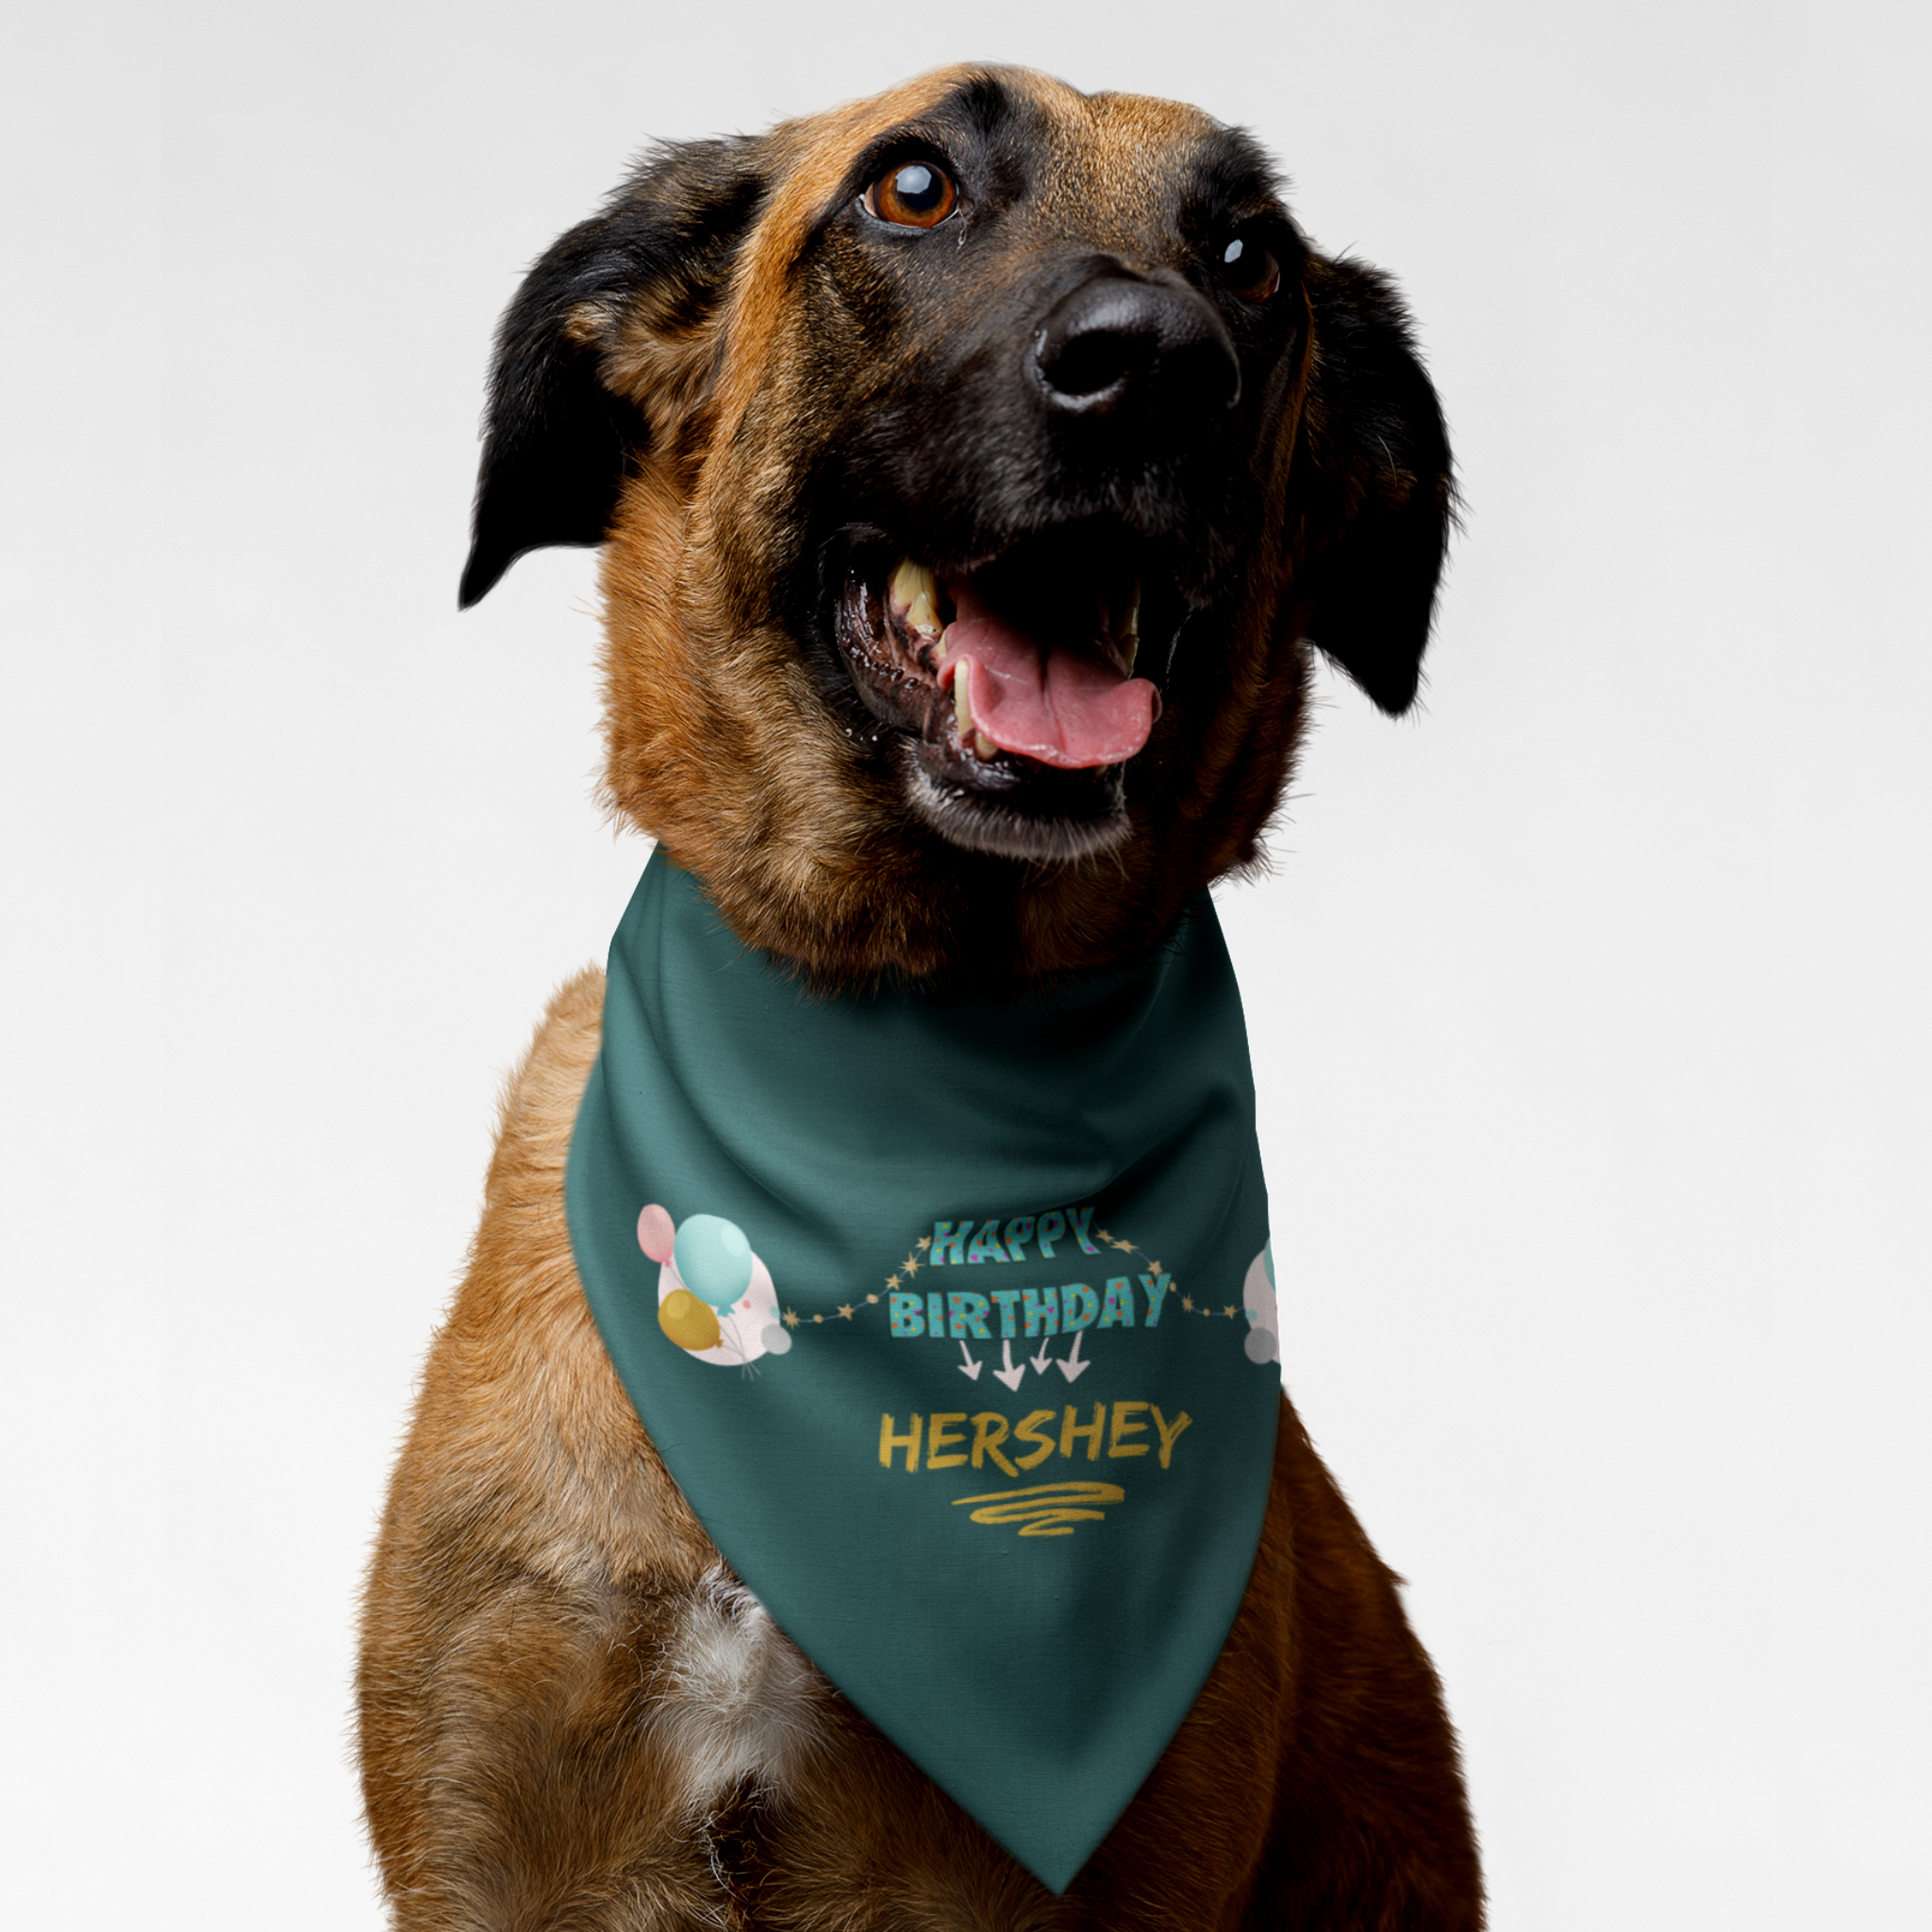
xmin=658 ymin=1289 xmax=722 ymax=1352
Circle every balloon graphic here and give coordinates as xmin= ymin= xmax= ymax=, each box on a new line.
xmin=658 ymin=1289 xmax=722 ymax=1352
xmin=636 ymin=1203 xmax=675 ymax=1264
xmin=675 ymin=1214 xmax=754 ymax=1309
xmin=640 ymin=1201 xmax=782 ymax=1366
xmin=1241 ymin=1241 xmax=1281 ymax=1366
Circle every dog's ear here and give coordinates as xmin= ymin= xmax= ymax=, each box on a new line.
xmin=458 ymin=138 xmax=768 ymax=608
xmin=1289 ymin=256 xmax=1455 ymax=715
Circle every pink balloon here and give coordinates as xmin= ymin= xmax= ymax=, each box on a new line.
xmin=636 ymin=1203 xmax=675 ymax=1263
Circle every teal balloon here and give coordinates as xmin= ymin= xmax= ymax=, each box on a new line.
xmin=675 ymin=1213 xmax=754 ymax=1308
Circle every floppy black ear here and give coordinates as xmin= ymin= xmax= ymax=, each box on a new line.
xmin=458 ymin=138 xmax=768 ymax=608
xmin=1291 ymin=257 xmax=1455 ymax=715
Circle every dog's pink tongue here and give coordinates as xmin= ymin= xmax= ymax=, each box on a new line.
xmin=941 ymin=607 xmax=1158 ymax=771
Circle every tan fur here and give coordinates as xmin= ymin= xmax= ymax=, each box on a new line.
xmin=363 ymin=66 xmax=1480 ymax=1929
xmin=365 ymin=977 xmax=1478 ymax=1928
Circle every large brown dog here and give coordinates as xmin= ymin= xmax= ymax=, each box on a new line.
xmin=359 ymin=65 xmax=1480 ymax=1930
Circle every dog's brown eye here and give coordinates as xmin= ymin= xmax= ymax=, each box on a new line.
xmin=865 ymin=160 xmax=958 ymax=228
xmin=1218 ymin=234 xmax=1280 ymax=302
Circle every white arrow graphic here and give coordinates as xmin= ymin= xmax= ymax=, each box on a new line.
xmin=1029 ymin=1338 xmax=1054 ymax=1375
xmin=992 ymin=1339 xmax=1026 ymax=1391
xmin=1055 ymin=1330 xmax=1091 ymax=1382
xmin=956 ymin=1341 xmax=983 ymax=1381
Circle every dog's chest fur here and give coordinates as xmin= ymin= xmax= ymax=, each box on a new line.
xmin=650 ymin=1569 xmax=826 ymax=1814
xmin=378 ymin=970 xmax=831 ymax=1796
xmin=362 ymin=960 xmax=1479 ymax=1930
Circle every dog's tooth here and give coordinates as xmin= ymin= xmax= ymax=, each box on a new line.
xmin=974 ymin=732 xmax=999 ymax=760
xmin=1121 ymin=585 xmax=1141 ymax=675
xmin=889 ymin=558 xmax=941 ymax=635
xmin=954 ymin=658 xmax=974 ymax=742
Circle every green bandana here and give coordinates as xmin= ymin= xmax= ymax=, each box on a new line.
xmin=566 ymin=853 xmax=1281 ymax=1892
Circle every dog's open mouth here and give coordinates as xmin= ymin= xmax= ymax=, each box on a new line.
xmin=832 ymin=523 xmax=1183 ymax=861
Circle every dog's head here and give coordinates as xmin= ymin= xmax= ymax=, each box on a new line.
xmin=461 ymin=65 xmax=1451 ymax=982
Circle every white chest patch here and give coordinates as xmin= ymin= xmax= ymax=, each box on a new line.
xmin=649 ymin=1567 xmax=827 ymax=1812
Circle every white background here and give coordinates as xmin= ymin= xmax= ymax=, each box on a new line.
xmin=5 ymin=3 xmax=1927 ymax=1926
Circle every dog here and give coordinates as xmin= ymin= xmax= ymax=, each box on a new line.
xmin=359 ymin=64 xmax=1480 ymax=1930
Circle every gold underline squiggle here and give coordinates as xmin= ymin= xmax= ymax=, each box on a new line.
xmin=951 ymin=1481 xmax=1126 ymax=1537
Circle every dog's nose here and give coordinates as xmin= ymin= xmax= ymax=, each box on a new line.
xmin=1032 ymin=275 xmax=1241 ymax=421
